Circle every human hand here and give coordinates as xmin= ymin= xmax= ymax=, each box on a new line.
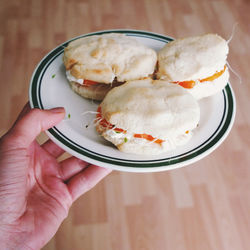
xmin=0 ymin=103 xmax=111 ymax=250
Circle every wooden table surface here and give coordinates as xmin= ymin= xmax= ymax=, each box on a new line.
xmin=0 ymin=0 xmax=249 ymax=249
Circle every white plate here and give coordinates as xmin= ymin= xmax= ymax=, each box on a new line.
xmin=29 ymin=29 xmax=236 ymax=172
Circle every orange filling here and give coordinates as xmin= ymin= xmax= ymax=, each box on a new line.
xmin=96 ymin=106 xmax=115 ymax=130
xmin=96 ymin=106 xmax=164 ymax=145
xmin=134 ymin=134 xmax=164 ymax=145
xmin=84 ymin=79 xmax=99 ymax=86
xmin=172 ymin=65 xmax=227 ymax=89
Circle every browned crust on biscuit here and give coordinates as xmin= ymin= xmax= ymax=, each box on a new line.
xmin=69 ymin=81 xmax=123 ymax=101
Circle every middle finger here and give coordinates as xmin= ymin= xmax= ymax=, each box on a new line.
xmin=41 ymin=139 xmax=65 ymax=158
xmin=59 ymin=157 xmax=90 ymax=181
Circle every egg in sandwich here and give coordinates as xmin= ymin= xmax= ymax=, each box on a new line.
xmin=95 ymin=79 xmax=200 ymax=155
xmin=157 ymin=33 xmax=229 ymax=99
xmin=63 ymin=33 xmax=157 ymax=101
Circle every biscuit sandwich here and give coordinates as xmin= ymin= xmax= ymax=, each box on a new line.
xmin=95 ymin=79 xmax=200 ymax=155
xmin=63 ymin=33 xmax=157 ymax=101
xmin=157 ymin=34 xmax=229 ymax=99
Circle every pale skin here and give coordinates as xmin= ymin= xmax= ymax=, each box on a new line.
xmin=0 ymin=103 xmax=112 ymax=249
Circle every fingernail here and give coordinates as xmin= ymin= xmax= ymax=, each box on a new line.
xmin=50 ymin=107 xmax=65 ymax=114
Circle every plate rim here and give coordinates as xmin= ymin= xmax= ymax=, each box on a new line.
xmin=29 ymin=29 xmax=236 ymax=172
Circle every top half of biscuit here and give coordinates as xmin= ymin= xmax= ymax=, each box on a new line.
xmin=63 ymin=33 xmax=157 ymax=84
xmin=157 ymin=33 xmax=229 ymax=82
xmin=99 ymin=78 xmax=200 ymax=139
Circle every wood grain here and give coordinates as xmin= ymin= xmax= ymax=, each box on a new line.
xmin=0 ymin=0 xmax=250 ymax=249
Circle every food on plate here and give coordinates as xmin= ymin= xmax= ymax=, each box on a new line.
xmin=156 ymin=33 xmax=229 ymax=99
xmin=95 ymin=79 xmax=200 ymax=155
xmin=63 ymin=33 xmax=157 ymax=101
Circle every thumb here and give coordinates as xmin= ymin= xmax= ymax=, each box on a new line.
xmin=7 ymin=107 xmax=65 ymax=147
